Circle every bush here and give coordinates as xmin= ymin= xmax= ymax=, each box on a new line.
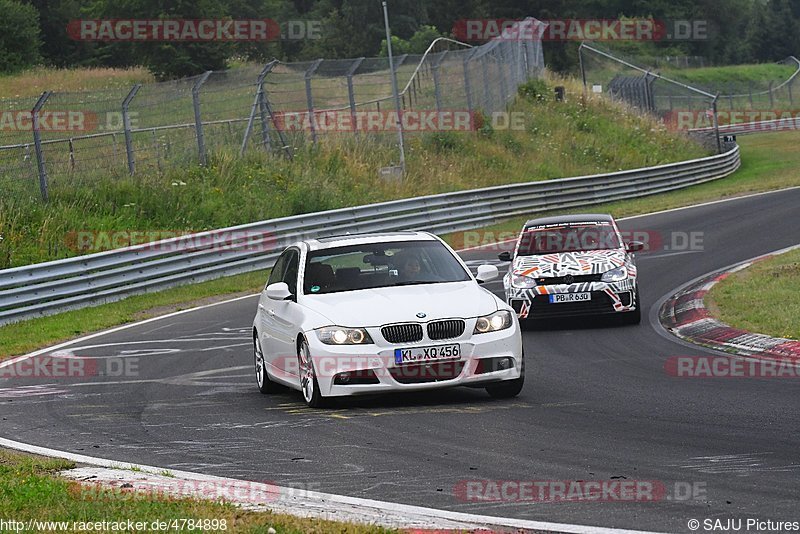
xmin=0 ymin=0 xmax=42 ymax=73
xmin=517 ymin=79 xmax=549 ymax=103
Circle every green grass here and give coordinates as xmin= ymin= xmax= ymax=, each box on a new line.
xmin=0 ymin=270 xmax=267 ymax=359
xmin=661 ymin=62 xmax=797 ymax=89
xmin=0 ymin=449 xmax=394 ymax=533
xmin=706 ymin=248 xmax=800 ymax=341
xmin=0 ymin=66 xmax=153 ymax=98
xmin=0 ymin=77 xmax=706 ymax=269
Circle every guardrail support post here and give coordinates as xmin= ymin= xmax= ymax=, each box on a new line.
xmin=712 ymin=96 xmax=722 ymax=154
xmin=192 ymin=71 xmax=212 ymax=165
xmin=431 ymin=51 xmax=448 ymax=113
xmin=304 ymin=59 xmax=323 ymax=144
xmin=122 ymin=84 xmax=141 ymax=175
xmin=32 ymin=91 xmax=52 ymax=202
xmin=346 ymin=58 xmax=365 ymax=134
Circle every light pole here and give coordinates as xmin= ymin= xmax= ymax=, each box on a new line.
xmin=382 ymin=0 xmax=406 ymax=175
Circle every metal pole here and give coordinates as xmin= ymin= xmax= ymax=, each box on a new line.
xmin=463 ymin=49 xmax=478 ymax=112
xmin=241 ymin=61 xmax=276 ymax=155
xmin=382 ymin=0 xmax=406 ymax=174
xmin=347 ymin=57 xmax=365 ymax=133
xmin=304 ymin=59 xmax=323 ymax=144
xmin=431 ymin=51 xmax=448 ymax=113
xmin=32 ymin=91 xmax=51 ymax=202
xmin=192 ymin=71 xmax=212 ymax=165
xmin=578 ymin=44 xmax=588 ymax=95
xmin=712 ymin=96 xmax=722 ymax=154
xmin=122 ymin=84 xmax=141 ymax=175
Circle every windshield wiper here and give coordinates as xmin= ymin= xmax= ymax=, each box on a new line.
xmin=388 ymin=280 xmax=442 ymax=287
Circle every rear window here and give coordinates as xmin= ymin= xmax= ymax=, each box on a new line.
xmin=517 ymin=222 xmax=621 ymax=255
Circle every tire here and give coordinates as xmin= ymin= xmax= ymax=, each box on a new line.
xmin=621 ymin=289 xmax=642 ymax=325
xmin=486 ymin=356 xmax=525 ymax=399
xmin=254 ymin=334 xmax=281 ymax=394
xmin=298 ymin=338 xmax=328 ymax=408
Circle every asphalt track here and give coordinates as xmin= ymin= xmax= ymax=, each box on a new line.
xmin=2 ymin=188 xmax=800 ymax=532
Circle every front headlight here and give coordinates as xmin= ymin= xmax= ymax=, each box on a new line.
xmin=316 ymin=327 xmax=374 ymax=345
xmin=473 ymin=310 xmax=513 ymax=334
xmin=511 ymin=274 xmax=538 ymax=288
xmin=601 ymin=266 xmax=628 ymax=282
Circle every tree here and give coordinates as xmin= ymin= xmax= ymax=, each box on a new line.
xmin=0 ymin=0 xmax=42 ymax=72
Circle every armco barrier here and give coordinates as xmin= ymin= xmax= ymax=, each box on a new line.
xmin=0 ymin=146 xmax=740 ymax=325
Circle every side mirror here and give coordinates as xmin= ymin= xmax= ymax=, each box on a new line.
xmin=625 ymin=241 xmax=645 ymax=253
xmin=266 ymin=282 xmax=293 ymax=301
xmin=497 ymin=251 xmax=512 ymax=262
xmin=476 ymin=264 xmax=499 ymax=284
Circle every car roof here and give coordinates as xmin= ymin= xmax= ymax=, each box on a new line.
xmin=523 ymin=213 xmax=615 ymax=229
xmin=302 ymin=231 xmax=438 ymax=251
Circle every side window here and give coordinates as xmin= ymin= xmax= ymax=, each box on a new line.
xmin=267 ymin=251 xmax=290 ymax=287
xmin=281 ymin=250 xmax=300 ymax=296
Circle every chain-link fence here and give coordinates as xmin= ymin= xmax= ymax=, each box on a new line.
xmin=578 ymin=43 xmax=800 ymax=152
xmin=0 ymin=17 xmax=545 ymax=202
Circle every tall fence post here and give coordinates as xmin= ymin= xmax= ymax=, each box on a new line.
xmin=122 ymin=84 xmax=141 ymax=175
xmin=346 ymin=57 xmax=365 ymax=134
xmin=480 ymin=53 xmax=492 ymax=110
xmin=768 ymin=80 xmax=774 ymax=108
xmin=241 ymin=61 xmax=276 ymax=156
xmin=258 ymin=62 xmax=277 ymax=152
xmin=578 ymin=44 xmax=588 ymax=94
xmin=789 ymin=77 xmax=794 ymax=106
xmin=497 ymin=47 xmax=509 ymax=105
xmin=304 ymin=59 xmax=323 ymax=144
xmin=192 ymin=71 xmax=212 ymax=165
xmin=712 ymin=96 xmax=722 ymax=154
xmin=431 ymin=51 xmax=448 ymax=113
xmin=463 ymin=49 xmax=478 ymax=112
xmin=31 ymin=91 xmax=52 ymax=202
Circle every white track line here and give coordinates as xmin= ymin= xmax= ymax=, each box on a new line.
xmin=5 ymin=188 xmax=799 ymax=533
xmin=0 ymin=437 xmax=667 ymax=533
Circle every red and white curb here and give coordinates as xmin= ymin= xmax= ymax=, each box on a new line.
xmin=660 ymin=244 xmax=800 ymax=360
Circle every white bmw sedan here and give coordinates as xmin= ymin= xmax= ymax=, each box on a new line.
xmin=252 ymin=231 xmax=524 ymax=407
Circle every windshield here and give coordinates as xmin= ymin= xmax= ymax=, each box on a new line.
xmin=517 ymin=222 xmax=622 ymax=255
xmin=303 ymin=240 xmax=471 ymax=295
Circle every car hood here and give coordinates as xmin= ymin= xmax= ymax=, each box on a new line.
xmin=303 ymin=281 xmax=499 ymax=327
xmin=512 ymin=249 xmax=627 ymax=277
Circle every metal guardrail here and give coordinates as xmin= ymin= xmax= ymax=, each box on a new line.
xmin=691 ymin=118 xmax=800 ymax=136
xmin=0 ymin=146 xmax=741 ymax=325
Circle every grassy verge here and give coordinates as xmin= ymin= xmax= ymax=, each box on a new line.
xmin=2 ymin=131 xmax=799 ymax=362
xmin=0 ymin=449 xmax=391 ymax=533
xmin=0 ymin=66 xmax=153 ymax=97
xmin=706 ymin=248 xmax=800 ymax=341
xmin=441 ymin=129 xmax=800 ymax=246
xmin=0 ymin=270 xmax=267 ymax=359
xmin=661 ymin=62 xmax=797 ymax=88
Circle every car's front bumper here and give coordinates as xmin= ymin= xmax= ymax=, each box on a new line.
xmin=305 ymin=323 xmax=523 ymax=398
xmin=505 ymin=278 xmax=638 ymax=319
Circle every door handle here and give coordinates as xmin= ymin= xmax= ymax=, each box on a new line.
xmin=258 ymin=304 xmax=266 ymax=310
xmin=267 ymin=309 xmax=276 ymax=316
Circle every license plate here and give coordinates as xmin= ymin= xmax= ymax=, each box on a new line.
xmin=394 ymin=344 xmax=461 ymax=365
xmin=549 ymin=292 xmax=591 ymax=303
